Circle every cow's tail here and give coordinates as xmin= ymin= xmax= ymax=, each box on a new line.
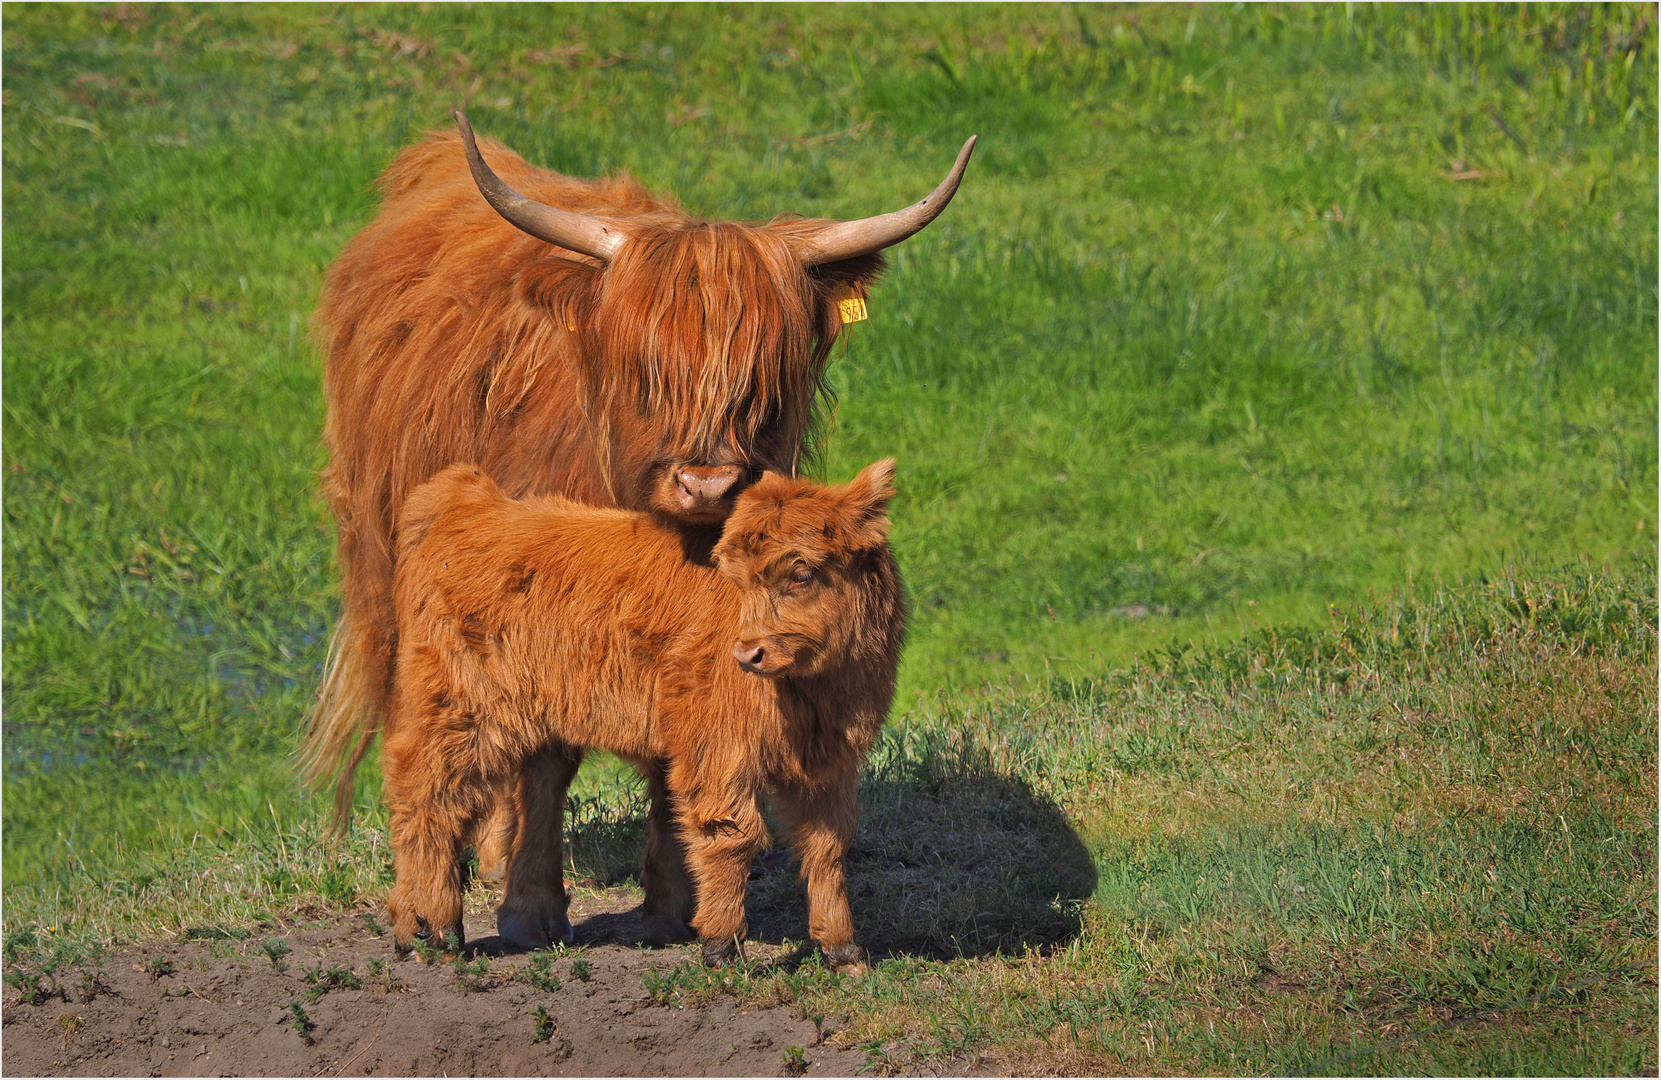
xmin=299 ymin=609 xmax=377 ymax=833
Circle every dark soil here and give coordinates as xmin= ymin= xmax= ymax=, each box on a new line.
xmin=0 ymin=889 xmax=916 ymax=1078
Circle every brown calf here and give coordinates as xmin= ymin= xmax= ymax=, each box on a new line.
xmin=383 ymin=460 xmax=905 ymax=969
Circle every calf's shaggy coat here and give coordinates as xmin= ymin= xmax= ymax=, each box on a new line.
xmin=383 ymin=460 xmax=905 ymax=969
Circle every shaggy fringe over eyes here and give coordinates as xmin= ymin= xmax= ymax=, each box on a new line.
xmin=595 ymin=222 xmax=814 ymax=469
xmin=593 ymin=221 xmax=882 ymax=474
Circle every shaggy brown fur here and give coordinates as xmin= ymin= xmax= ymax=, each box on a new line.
xmin=302 ymin=129 xmax=885 ymax=946
xmin=383 ymin=461 xmax=905 ymax=971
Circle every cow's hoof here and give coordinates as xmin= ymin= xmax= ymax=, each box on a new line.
xmin=823 ymin=943 xmax=866 ymax=975
xmin=641 ymin=911 xmax=695 ymax=946
xmin=498 ymin=907 xmax=574 ymax=950
xmin=700 ymin=935 xmax=738 ymax=967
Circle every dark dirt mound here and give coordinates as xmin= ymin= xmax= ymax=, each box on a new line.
xmin=1 ymin=889 xmax=901 ymax=1078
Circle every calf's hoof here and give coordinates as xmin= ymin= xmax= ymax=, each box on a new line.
xmin=700 ymin=935 xmax=739 ymax=967
xmin=395 ymin=918 xmax=466 ymax=959
xmin=498 ymin=906 xmax=574 ymax=950
xmin=823 ymin=942 xmax=867 ymax=976
xmin=641 ymin=911 xmax=696 ymax=947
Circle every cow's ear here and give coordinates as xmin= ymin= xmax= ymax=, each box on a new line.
xmin=844 ymin=457 xmax=897 ymax=542
xmin=809 ymin=252 xmax=887 ymax=324
xmin=809 ymin=251 xmax=886 ymax=290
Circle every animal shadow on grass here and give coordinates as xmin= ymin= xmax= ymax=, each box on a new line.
xmin=560 ymin=735 xmax=1097 ymax=961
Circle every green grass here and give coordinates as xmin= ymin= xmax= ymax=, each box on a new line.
xmin=3 ymin=3 xmax=1655 ymax=1073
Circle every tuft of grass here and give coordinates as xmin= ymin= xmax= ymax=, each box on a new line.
xmin=781 ymin=1044 xmax=807 ymax=1076
xmin=568 ymin=956 xmax=591 ymax=982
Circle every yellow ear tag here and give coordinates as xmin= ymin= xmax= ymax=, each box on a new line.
xmin=837 ymin=296 xmax=868 ymax=324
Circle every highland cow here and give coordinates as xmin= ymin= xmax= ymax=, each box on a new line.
xmin=382 ymin=460 xmax=905 ymax=971
xmin=301 ymin=115 xmax=971 ymax=948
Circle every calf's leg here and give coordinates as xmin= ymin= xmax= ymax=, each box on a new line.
xmin=498 ymin=746 xmax=584 ymax=949
xmin=382 ymin=722 xmax=480 ymax=953
xmin=673 ymin=776 xmax=768 ymax=966
xmin=775 ymin=770 xmax=865 ymax=974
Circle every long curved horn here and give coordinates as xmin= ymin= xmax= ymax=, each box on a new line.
xmin=456 ymin=112 xmax=627 ymax=262
xmin=791 ymin=135 xmax=977 ymax=267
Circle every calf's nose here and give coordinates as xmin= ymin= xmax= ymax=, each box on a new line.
xmin=677 ymin=465 xmax=742 ymax=504
xmin=733 ymin=640 xmax=767 ymax=672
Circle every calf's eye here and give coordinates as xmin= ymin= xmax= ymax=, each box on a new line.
xmin=788 ymin=566 xmax=814 ymax=589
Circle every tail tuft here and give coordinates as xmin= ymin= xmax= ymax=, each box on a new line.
xmin=298 ymin=611 xmax=377 ymax=833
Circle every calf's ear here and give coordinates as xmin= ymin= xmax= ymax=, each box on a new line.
xmin=843 ymin=457 xmax=897 ymax=542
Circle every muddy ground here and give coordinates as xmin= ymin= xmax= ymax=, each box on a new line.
xmin=2 ymin=887 xmax=994 ymax=1078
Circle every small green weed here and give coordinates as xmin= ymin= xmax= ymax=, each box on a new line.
xmin=143 ymin=957 xmax=174 ymax=981
xmin=301 ymin=962 xmax=361 ymax=1002
xmin=57 ymin=1013 xmax=84 ymax=1050
xmin=411 ymin=936 xmax=440 ymax=965
xmin=522 ymin=951 xmax=561 ymax=993
xmin=447 ymin=947 xmax=493 ymax=991
xmin=569 ymin=957 xmax=591 ymax=982
xmin=74 ymin=962 xmax=111 ymax=1004
xmin=359 ymin=913 xmax=385 ymax=937
xmin=1 ymin=933 xmax=107 ymax=1006
xmin=781 ymin=1045 xmax=808 ymax=1076
xmin=5 ymin=967 xmax=63 ymax=1006
xmin=288 ymin=1001 xmax=315 ymax=1044
xmin=858 ymin=1039 xmax=893 ymax=1075
xmin=257 ymin=938 xmax=291 ymax=971
xmin=365 ymin=955 xmax=401 ymax=992
xmin=531 ymin=1003 xmax=556 ymax=1043
xmin=641 ymin=957 xmax=769 ymax=1007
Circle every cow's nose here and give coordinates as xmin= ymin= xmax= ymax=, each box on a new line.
xmin=678 ymin=465 xmax=742 ymax=503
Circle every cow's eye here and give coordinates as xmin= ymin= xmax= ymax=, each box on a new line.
xmin=787 ymin=566 xmax=814 ymax=589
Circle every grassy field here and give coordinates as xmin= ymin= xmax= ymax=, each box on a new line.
xmin=3 ymin=3 xmax=1655 ymax=1073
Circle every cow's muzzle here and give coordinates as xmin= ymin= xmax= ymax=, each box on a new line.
xmin=673 ymin=465 xmax=744 ymax=515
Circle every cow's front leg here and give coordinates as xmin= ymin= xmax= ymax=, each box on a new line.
xmin=497 ymin=746 xmax=584 ymax=949
xmin=639 ymin=757 xmax=696 ymax=944
xmin=774 ymin=769 xmax=864 ymax=974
